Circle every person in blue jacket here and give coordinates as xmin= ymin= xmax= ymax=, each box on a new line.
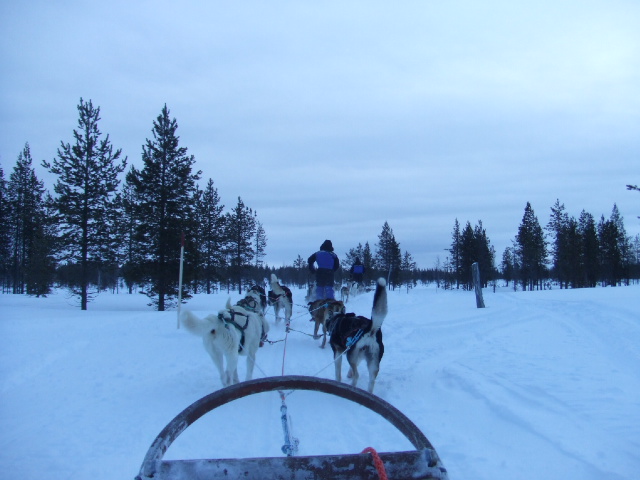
xmin=308 ymin=240 xmax=340 ymax=300
xmin=350 ymin=257 xmax=365 ymax=286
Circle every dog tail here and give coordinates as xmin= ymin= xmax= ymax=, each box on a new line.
xmin=180 ymin=310 xmax=214 ymax=337
xmin=371 ymin=277 xmax=388 ymax=331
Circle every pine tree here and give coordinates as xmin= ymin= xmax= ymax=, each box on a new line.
xmin=448 ymin=219 xmax=462 ymax=289
xmin=454 ymin=220 xmax=494 ymax=290
xmin=459 ymin=221 xmax=475 ymax=290
xmin=42 ymin=100 xmax=126 ymax=309
xmin=0 ymin=167 xmax=12 ymax=291
xmin=375 ymin=221 xmax=401 ymax=288
xmin=400 ymin=250 xmax=416 ymax=291
xmin=254 ymin=218 xmax=267 ymax=268
xmin=501 ymin=247 xmax=515 ymax=287
xmin=225 ymin=196 xmax=256 ymax=294
xmin=610 ymin=204 xmax=631 ymax=284
xmin=547 ymin=199 xmax=570 ymax=288
xmin=515 ymin=202 xmax=547 ymax=290
xmin=578 ymin=210 xmax=599 ymax=288
xmin=9 ymin=144 xmax=57 ymax=295
xmin=597 ymin=204 xmax=629 ymax=286
xmin=126 ymin=104 xmax=200 ymax=310
xmin=27 ymin=193 xmax=58 ymax=296
xmin=118 ymin=174 xmax=144 ymax=294
xmin=194 ymin=178 xmax=226 ymax=294
xmin=474 ymin=220 xmax=494 ymax=288
xmin=362 ymin=242 xmax=374 ymax=285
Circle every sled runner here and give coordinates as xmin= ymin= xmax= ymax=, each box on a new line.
xmin=134 ymin=375 xmax=448 ymax=480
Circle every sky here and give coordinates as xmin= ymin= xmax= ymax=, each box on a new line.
xmin=1 ymin=0 xmax=639 ymax=268
xmin=1 ymin=284 xmax=639 ymax=479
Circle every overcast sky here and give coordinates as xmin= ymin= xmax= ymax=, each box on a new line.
xmin=1 ymin=1 xmax=639 ymax=269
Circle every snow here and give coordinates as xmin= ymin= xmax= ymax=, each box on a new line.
xmin=1 ymin=283 xmax=639 ymax=480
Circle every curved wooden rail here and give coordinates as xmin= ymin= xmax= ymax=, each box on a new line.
xmin=135 ymin=375 xmax=448 ymax=480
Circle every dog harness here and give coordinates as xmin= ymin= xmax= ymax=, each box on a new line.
xmin=218 ymin=307 xmax=267 ymax=351
xmin=236 ymin=296 xmax=260 ymax=313
xmin=218 ymin=309 xmax=250 ymax=353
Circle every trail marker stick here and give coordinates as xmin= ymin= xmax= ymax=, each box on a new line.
xmin=177 ymin=232 xmax=185 ymax=329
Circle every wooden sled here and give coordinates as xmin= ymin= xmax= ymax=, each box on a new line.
xmin=135 ymin=375 xmax=449 ymax=479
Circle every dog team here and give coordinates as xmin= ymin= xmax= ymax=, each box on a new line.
xmin=180 ymin=239 xmax=387 ymax=393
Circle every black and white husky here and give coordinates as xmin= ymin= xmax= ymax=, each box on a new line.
xmin=268 ymin=274 xmax=293 ymax=324
xmin=180 ymin=298 xmax=269 ymax=387
xmin=326 ymin=277 xmax=388 ymax=393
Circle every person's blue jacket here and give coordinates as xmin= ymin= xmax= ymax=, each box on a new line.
xmin=308 ymin=240 xmax=339 ymax=287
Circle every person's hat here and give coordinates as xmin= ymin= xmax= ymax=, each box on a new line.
xmin=320 ymin=239 xmax=334 ymax=252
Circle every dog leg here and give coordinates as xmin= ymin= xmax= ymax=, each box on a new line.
xmin=334 ymin=352 xmax=343 ymax=383
xmin=245 ymin=353 xmax=256 ymax=382
xmin=367 ymin=367 xmax=379 ymax=393
xmin=349 ymin=364 xmax=359 ymax=388
xmin=225 ymin=351 xmax=239 ymax=385
xmin=366 ymin=348 xmax=381 ymax=393
xmin=285 ymin=301 xmax=292 ymax=325
xmin=204 ymin=340 xmax=228 ymax=387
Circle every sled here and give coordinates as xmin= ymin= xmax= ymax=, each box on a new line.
xmin=135 ymin=375 xmax=449 ymax=479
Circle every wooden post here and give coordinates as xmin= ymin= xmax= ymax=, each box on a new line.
xmin=472 ymin=262 xmax=485 ymax=308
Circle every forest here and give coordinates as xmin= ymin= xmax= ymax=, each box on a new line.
xmin=1 ymin=99 xmax=639 ymax=310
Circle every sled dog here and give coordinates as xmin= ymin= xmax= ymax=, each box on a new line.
xmin=268 ymin=274 xmax=293 ymax=324
xmin=307 ymin=298 xmax=345 ymax=348
xmin=242 ymin=284 xmax=268 ymax=316
xmin=326 ymin=277 xmax=388 ymax=393
xmin=180 ymin=298 xmax=269 ymax=387
xmin=340 ymin=285 xmax=350 ymax=303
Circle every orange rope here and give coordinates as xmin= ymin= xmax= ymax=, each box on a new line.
xmin=361 ymin=447 xmax=388 ymax=480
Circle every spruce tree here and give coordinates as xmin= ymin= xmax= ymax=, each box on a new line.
xmin=254 ymin=218 xmax=267 ymax=268
xmin=610 ymin=204 xmax=631 ymax=284
xmin=515 ymin=202 xmax=547 ymax=290
xmin=118 ymin=174 xmax=145 ymax=294
xmin=126 ymin=104 xmax=200 ymax=310
xmin=42 ymin=100 xmax=126 ymax=308
xmin=473 ymin=220 xmax=494 ymax=288
xmin=225 ymin=196 xmax=256 ymax=294
xmin=459 ymin=221 xmax=475 ymax=290
xmin=448 ymin=219 xmax=462 ymax=289
xmin=362 ymin=242 xmax=374 ymax=285
xmin=578 ymin=210 xmax=599 ymax=287
xmin=501 ymin=247 xmax=515 ymax=287
xmin=547 ymin=199 xmax=571 ymax=288
xmin=597 ymin=204 xmax=630 ymax=286
xmin=0 ymin=167 xmax=11 ymax=291
xmin=8 ymin=144 xmax=57 ymax=296
xmin=375 ymin=221 xmax=401 ymax=288
xmin=400 ymin=250 xmax=416 ymax=290
xmin=195 ymin=178 xmax=226 ymax=294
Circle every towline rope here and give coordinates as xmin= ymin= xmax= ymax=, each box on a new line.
xmin=361 ymin=447 xmax=388 ymax=480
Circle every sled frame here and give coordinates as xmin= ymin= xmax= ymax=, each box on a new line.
xmin=135 ymin=375 xmax=448 ymax=480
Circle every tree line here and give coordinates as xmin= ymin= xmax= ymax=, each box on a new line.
xmin=444 ymin=199 xmax=639 ymax=291
xmin=0 ymin=99 xmax=422 ymax=309
xmin=1 ymin=99 xmax=638 ymax=306
xmin=0 ymin=100 xmax=270 ymax=310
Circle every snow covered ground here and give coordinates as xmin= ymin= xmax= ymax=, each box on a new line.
xmin=1 ymin=282 xmax=639 ymax=480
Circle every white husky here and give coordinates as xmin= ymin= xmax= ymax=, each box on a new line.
xmin=180 ymin=299 xmax=269 ymax=387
